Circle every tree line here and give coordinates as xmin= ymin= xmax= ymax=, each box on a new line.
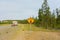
xmin=0 ymin=20 xmax=28 ymax=24
xmin=34 ymin=0 xmax=60 ymax=29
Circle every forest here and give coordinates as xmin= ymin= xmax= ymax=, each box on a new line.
xmin=34 ymin=0 xmax=60 ymax=29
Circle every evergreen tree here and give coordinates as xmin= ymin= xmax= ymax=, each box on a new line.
xmin=51 ymin=10 xmax=56 ymax=28
xmin=56 ymin=8 xmax=59 ymax=18
xmin=34 ymin=17 xmax=40 ymax=27
xmin=56 ymin=8 xmax=60 ymax=27
xmin=38 ymin=9 xmax=43 ymax=27
xmin=42 ymin=0 xmax=51 ymax=28
xmin=42 ymin=0 xmax=49 ymax=13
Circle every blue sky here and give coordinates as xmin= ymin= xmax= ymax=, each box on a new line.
xmin=0 ymin=0 xmax=60 ymax=20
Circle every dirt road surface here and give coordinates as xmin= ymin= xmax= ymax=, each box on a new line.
xmin=13 ymin=31 xmax=60 ymax=40
xmin=0 ymin=24 xmax=60 ymax=40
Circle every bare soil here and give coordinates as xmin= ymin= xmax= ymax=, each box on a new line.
xmin=13 ymin=31 xmax=60 ymax=40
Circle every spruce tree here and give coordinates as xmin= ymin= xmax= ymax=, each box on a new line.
xmin=56 ymin=8 xmax=59 ymax=18
xmin=51 ymin=10 xmax=56 ymax=28
xmin=42 ymin=0 xmax=51 ymax=28
xmin=38 ymin=9 xmax=43 ymax=27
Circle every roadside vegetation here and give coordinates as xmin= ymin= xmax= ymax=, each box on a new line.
xmin=34 ymin=0 xmax=60 ymax=30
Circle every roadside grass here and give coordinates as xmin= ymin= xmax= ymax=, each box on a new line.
xmin=18 ymin=24 xmax=60 ymax=32
xmin=0 ymin=24 xmax=60 ymax=32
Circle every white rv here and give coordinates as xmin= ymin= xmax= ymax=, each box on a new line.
xmin=12 ymin=21 xmax=18 ymax=26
